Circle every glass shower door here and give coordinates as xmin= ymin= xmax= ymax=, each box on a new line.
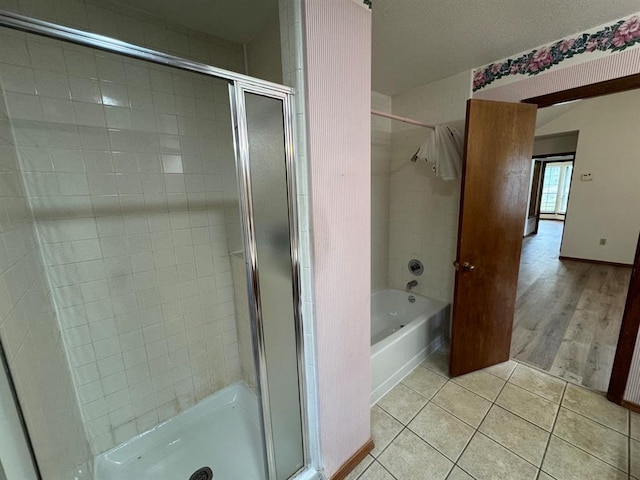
xmin=232 ymin=87 xmax=305 ymax=480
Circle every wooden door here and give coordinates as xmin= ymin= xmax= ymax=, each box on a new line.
xmin=450 ymin=99 xmax=537 ymax=377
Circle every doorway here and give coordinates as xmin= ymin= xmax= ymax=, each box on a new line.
xmin=509 ymin=91 xmax=637 ymax=393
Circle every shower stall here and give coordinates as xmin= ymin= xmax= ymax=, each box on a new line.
xmin=0 ymin=9 xmax=309 ymax=480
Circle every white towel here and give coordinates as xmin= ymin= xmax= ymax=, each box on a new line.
xmin=415 ymin=125 xmax=464 ymax=181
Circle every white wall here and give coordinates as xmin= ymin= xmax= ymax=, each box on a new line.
xmin=533 ymin=132 xmax=579 ymax=157
xmin=0 ymin=40 xmax=93 ymax=477
xmin=536 ymin=89 xmax=640 ymax=265
xmin=246 ymin=11 xmax=283 ymax=85
xmin=371 ymin=91 xmax=391 ymax=291
xmin=388 ymin=71 xmax=471 ymax=302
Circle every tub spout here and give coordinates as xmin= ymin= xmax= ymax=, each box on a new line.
xmin=406 ymin=280 xmax=418 ymax=290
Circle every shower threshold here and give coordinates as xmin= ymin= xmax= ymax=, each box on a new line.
xmin=94 ymin=382 xmax=266 ymax=480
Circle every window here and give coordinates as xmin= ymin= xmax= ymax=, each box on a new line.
xmin=541 ymin=162 xmax=573 ymax=215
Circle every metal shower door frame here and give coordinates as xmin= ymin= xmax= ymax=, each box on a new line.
xmin=229 ymin=82 xmax=308 ymax=480
xmin=0 ymin=9 xmax=311 ymax=480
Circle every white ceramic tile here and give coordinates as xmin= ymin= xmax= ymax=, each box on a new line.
xmin=0 ymin=9 xmax=255 ymax=467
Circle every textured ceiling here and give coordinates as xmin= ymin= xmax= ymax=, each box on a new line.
xmin=113 ymin=0 xmax=278 ymax=44
xmin=373 ymin=0 xmax=640 ymax=95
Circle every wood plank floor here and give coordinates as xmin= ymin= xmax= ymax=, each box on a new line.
xmin=511 ymin=220 xmax=631 ymax=392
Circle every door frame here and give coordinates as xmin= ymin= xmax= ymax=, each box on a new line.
xmin=608 ymin=234 xmax=640 ymax=406
xmin=523 ymin=73 xmax=640 ymax=406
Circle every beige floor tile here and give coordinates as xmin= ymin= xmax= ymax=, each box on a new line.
xmin=632 ymin=412 xmax=640 ymax=441
xmin=401 ymin=365 xmax=447 ymax=399
xmin=562 ymin=384 xmax=628 ymax=434
xmin=553 ymin=408 xmax=628 ymax=472
xmin=359 ymin=461 xmax=394 ymax=480
xmin=377 ymin=383 xmax=427 ymax=425
xmin=370 ymin=405 xmax=403 ymax=457
xmin=496 ymin=383 xmax=559 ymax=431
xmin=432 ymin=381 xmax=492 ymax=428
xmin=537 ymin=473 xmax=555 ymax=480
xmin=421 ymin=347 xmax=451 ymax=378
xmin=479 ymin=405 xmax=549 ymax=466
xmin=542 ymin=436 xmax=626 ymax=480
xmin=447 ymin=466 xmax=474 ymax=480
xmin=378 ymin=429 xmax=453 ymax=480
xmin=483 ymin=359 xmax=517 ymax=380
xmin=408 ymin=402 xmax=474 ymax=461
xmin=345 ymin=454 xmax=373 ymax=480
xmin=452 ymin=369 xmax=506 ymax=401
xmin=632 ymin=439 xmax=640 ymax=479
xmin=509 ymin=364 xmax=566 ymax=403
xmin=458 ymin=433 xmax=538 ymax=480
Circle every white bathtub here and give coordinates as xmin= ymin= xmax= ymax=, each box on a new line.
xmin=371 ymin=289 xmax=450 ymax=405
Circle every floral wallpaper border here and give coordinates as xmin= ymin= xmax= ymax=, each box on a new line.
xmin=473 ymin=15 xmax=640 ymax=92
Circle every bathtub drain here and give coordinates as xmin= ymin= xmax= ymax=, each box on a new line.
xmin=189 ymin=467 xmax=213 ymax=480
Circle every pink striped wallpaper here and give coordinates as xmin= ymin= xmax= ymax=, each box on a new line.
xmin=304 ymin=0 xmax=372 ymax=476
xmin=474 ymin=47 xmax=640 ymax=102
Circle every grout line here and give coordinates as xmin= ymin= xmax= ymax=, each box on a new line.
xmin=549 ymin=433 xmax=629 ymax=476
xmin=373 ymin=459 xmax=397 ymax=480
xmin=372 ymin=424 xmax=406 ymax=462
xmin=399 ymin=369 xmax=447 ymax=399
xmin=450 ymin=362 xmax=548 ymax=476
xmin=352 ymin=455 xmax=375 ymax=480
xmin=539 ymin=383 xmax=565 ymax=477
xmin=376 ymin=386 xmax=428 ymax=427
xmin=378 ymin=353 xmax=633 ymax=478
xmin=507 ymin=378 xmax=565 ymax=405
xmin=473 ymin=431 xmax=544 ymax=472
xmin=372 ymin=364 xmax=452 ymax=469
xmin=489 ymin=403 xmax=552 ymax=434
xmin=448 ymin=369 xmax=511 ymax=473
xmin=559 ymin=403 xmax=629 ymax=437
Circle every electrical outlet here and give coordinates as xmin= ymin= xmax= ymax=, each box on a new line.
xmin=600 ymin=238 xmax=607 ymax=245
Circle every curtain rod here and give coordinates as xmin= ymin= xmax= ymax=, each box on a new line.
xmin=371 ymin=109 xmax=435 ymax=129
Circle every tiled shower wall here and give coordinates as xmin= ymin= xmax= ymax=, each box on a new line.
xmin=0 ymin=0 xmax=245 ymax=75
xmin=0 ymin=45 xmax=92 ymax=477
xmin=230 ymin=252 xmax=256 ymax=391
xmin=371 ymin=91 xmax=391 ymax=291
xmin=0 ymin=27 xmax=246 ymax=455
xmin=388 ymin=71 xmax=470 ymax=302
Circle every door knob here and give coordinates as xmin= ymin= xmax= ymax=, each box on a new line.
xmin=453 ymin=261 xmax=475 ymax=272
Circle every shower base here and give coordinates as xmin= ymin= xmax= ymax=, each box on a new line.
xmin=94 ymin=382 xmax=266 ymax=480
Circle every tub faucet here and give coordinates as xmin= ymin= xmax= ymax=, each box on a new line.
xmin=406 ymin=280 xmax=418 ymax=290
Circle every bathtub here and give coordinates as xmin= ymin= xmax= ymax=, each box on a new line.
xmin=371 ymin=289 xmax=450 ymax=405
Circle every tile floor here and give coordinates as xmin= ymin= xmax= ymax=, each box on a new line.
xmin=349 ymin=344 xmax=640 ymax=480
